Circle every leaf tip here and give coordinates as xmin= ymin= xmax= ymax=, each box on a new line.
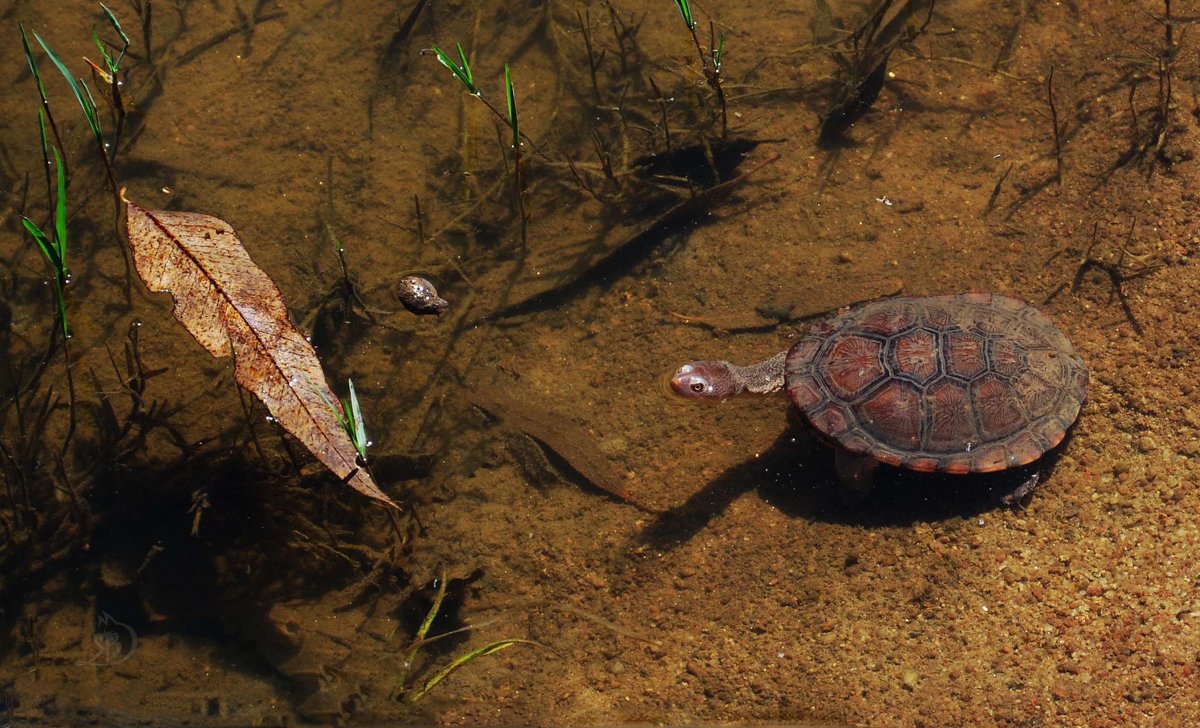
xmin=121 ymin=189 xmax=144 ymax=218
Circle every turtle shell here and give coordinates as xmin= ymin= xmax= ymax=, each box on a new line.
xmin=784 ymin=293 xmax=1087 ymax=474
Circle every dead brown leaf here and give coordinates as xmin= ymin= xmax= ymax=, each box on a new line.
xmin=124 ymin=196 xmax=396 ymax=508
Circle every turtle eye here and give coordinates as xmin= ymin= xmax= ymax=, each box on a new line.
xmin=691 ymin=382 xmax=705 ymax=393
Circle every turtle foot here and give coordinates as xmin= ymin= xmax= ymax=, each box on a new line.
xmin=1000 ymin=470 xmax=1041 ymax=507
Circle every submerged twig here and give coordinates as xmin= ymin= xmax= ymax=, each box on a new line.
xmin=981 ymin=162 xmax=1014 ymax=217
xmin=1047 ymin=66 xmax=1063 ymax=185
xmin=1048 ymin=221 xmax=1165 ymax=335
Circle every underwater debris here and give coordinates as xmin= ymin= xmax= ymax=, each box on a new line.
xmin=124 ymin=199 xmax=397 ymax=508
xmin=818 ymin=0 xmax=934 ymax=146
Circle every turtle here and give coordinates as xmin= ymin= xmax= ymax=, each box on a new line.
xmin=669 ymin=293 xmax=1088 ymax=503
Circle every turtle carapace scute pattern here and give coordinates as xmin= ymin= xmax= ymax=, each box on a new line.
xmin=784 ymin=293 xmax=1087 ymax=475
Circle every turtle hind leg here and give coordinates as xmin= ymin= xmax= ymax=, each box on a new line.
xmin=1000 ymin=470 xmax=1041 ymax=507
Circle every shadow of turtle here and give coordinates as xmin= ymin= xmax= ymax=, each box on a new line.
xmin=638 ymin=422 xmax=1070 ymax=551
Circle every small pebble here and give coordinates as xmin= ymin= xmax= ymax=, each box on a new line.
xmin=1136 ymin=435 xmax=1156 ymax=453
xmin=397 ymin=275 xmax=449 ymax=315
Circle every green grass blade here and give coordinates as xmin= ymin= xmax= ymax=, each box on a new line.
xmin=33 ymin=32 xmax=84 ymax=100
xmin=93 ymin=29 xmax=116 ymax=75
xmin=33 ymin=31 xmax=103 ymax=143
xmin=314 ymin=380 xmax=362 ymax=458
xmin=346 ymin=378 xmax=367 ymax=459
xmin=80 ymin=79 xmax=102 ymax=135
xmin=416 ymin=572 xmax=447 ymax=642
xmin=408 ymin=639 xmax=540 ymax=702
xmin=672 ymin=0 xmax=696 ymax=30
xmin=348 ymin=380 xmax=366 ymax=455
xmin=19 ymin=24 xmax=50 ymax=105
xmin=504 ymin=64 xmax=518 ymax=151
xmin=455 ymin=43 xmax=474 ymax=90
xmin=101 ymin=4 xmax=130 ymax=45
xmin=37 ymin=108 xmax=50 ymax=165
xmin=52 ymin=146 xmax=68 ymax=279
xmin=397 ymin=570 xmax=448 ymax=691
xmin=329 ymin=223 xmax=344 ymax=256
xmin=431 ymin=43 xmax=477 ymax=95
xmin=22 ymin=217 xmax=69 ymax=339
xmin=100 ymin=3 xmax=130 ymax=69
xmin=22 ymin=218 xmax=57 ymax=269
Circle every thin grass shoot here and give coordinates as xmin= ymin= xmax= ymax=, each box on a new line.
xmin=20 ymin=24 xmax=68 ymax=183
xmin=396 ymin=568 xmax=448 ymax=691
xmin=394 ymin=569 xmax=543 ymax=702
xmin=668 ymin=2 xmax=728 ymax=138
xmin=19 ymin=24 xmax=50 ymax=110
xmin=504 ymin=63 xmax=519 ymax=152
xmin=672 ymin=0 xmax=696 ymax=30
xmin=22 ymin=145 xmax=71 ymax=339
xmin=319 ymin=379 xmax=370 ymax=463
xmin=426 ymin=42 xmax=544 ymax=158
xmin=94 ymin=3 xmax=130 ymax=76
xmin=33 ymin=31 xmax=103 ymax=146
xmin=431 ymin=43 xmax=478 ymax=95
xmin=407 ymin=639 xmax=540 ymax=702
xmin=342 ymin=379 xmax=368 ymax=462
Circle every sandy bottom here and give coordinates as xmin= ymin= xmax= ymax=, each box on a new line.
xmin=2 ymin=1 xmax=1199 ymax=726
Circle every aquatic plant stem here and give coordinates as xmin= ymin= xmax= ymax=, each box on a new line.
xmin=577 ymin=8 xmax=603 ymax=106
xmin=504 ymin=63 xmax=528 ymax=249
xmin=19 ymin=25 xmax=69 ymax=192
xmin=1151 ymin=0 xmax=1175 ymax=159
xmin=1047 ymin=66 xmax=1063 ymax=185
xmin=28 ymin=23 xmax=134 ymax=300
xmin=672 ymin=1 xmax=728 ymax=138
xmin=428 ymin=45 xmax=546 ymax=158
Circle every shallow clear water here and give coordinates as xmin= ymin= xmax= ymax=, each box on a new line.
xmin=2 ymin=1 xmax=1199 ymax=725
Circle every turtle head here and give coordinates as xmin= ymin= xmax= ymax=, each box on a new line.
xmin=668 ymin=361 xmax=742 ymax=401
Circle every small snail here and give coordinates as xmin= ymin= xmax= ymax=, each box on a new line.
xmin=397 ymin=275 xmax=449 ymax=316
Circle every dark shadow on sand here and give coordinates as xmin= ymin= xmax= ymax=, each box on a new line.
xmin=638 ymin=421 xmax=1070 ymax=551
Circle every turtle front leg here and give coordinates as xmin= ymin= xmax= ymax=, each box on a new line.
xmin=1000 ymin=470 xmax=1041 ymax=507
